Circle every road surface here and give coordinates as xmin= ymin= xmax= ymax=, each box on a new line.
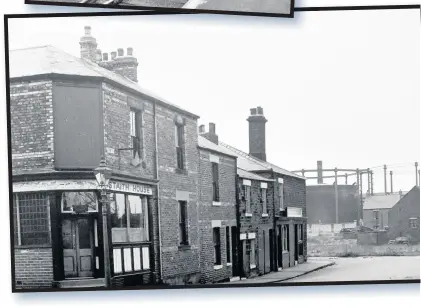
xmin=277 ymin=256 xmax=420 ymax=283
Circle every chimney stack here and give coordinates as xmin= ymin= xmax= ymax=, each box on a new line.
xmin=111 ymin=47 xmax=139 ymax=82
xmin=390 ymin=171 xmax=393 ymax=194
xmin=79 ymin=26 xmax=98 ymax=63
xmin=111 ymin=51 xmax=117 ymax=60
xmin=201 ymin=123 xmax=218 ymax=144
xmin=317 ymin=161 xmax=323 ymax=184
xmin=247 ymin=106 xmax=267 ymax=161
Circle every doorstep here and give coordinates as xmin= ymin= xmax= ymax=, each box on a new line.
xmin=57 ymin=278 xmax=106 ymax=289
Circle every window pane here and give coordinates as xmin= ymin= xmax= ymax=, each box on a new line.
xmin=77 ymin=218 xmax=91 ymax=249
xmin=111 ymin=194 xmax=128 ymax=243
xmin=62 ymin=192 xmax=97 ymax=213
xmin=128 ymin=195 xmax=149 ymax=242
xmin=123 ymin=248 xmax=132 ymax=272
xmin=113 ymin=249 xmax=122 ymax=274
xmin=142 ymin=246 xmax=150 ymax=270
xmin=133 ymin=247 xmax=141 ymax=271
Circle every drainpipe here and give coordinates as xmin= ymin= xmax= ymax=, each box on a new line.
xmin=153 ymin=101 xmax=163 ymax=284
xmin=271 ymin=168 xmax=278 ymax=271
xmin=234 ymin=161 xmax=243 ymax=279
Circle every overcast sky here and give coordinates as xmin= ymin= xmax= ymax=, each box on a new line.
xmin=6 ymin=8 xmax=420 ymax=193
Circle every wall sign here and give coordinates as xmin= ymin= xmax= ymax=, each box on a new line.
xmin=108 ymin=180 xmax=153 ymax=195
xmin=287 ymin=207 xmax=303 ymax=218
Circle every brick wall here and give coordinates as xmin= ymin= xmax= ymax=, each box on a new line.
xmin=10 ymin=80 xmax=54 ymax=173
xmin=388 ymin=187 xmax=420 ymax=243
xmin=198 ymin=149 xmax=237 ymax=283
xmin=238 ymin=178 xmax=274 ymax=276
xmin=363 ymin=209 xmax=389 ymax=230
xmin=155 ymin=105 xmax=201 ymax=284
xmin=14 ymin=248 xmax=54 ymax=289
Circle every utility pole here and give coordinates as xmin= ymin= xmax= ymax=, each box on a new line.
xmin=384 ymin=164 xmax=387 ymax=195
xmin=345 ymin=173 xmax=348 ymax=185
xmin=390 ymin=171 xmax=393 ymax=194
xmin=416 ymin=162 xmax=419 ymax=187
xmin=356 ymin=168 xmax=360 ymax=226
xmin=366 ymin=169 xmax=370 ymax=194
xmin=334 ymin=167 xmax=338 ymax=224
xmin=370 ymin=170 xmax=374 ymax=195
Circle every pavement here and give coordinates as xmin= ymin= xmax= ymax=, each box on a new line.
xmin=277 ymin=256 xmax=421 ymax=283
xmin=222 ymin=259 xmax=335 ymax=284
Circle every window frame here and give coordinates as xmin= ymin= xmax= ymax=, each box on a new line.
xmin=130 ymin=109 xmax=144 ymax=160
xmin=175 ymin=123 xmax=185 ymax=170
xmin=244 ymin=185 xmax=251 ymax=214
xmin=279 ymin=182 xmax=284 ymax=211
xmin=282 ymin=225 xmax=289 ymax=252
xmin=409 ymin=218 xmax=418 ymax=229
xmin=61 ymin=191 xmax=99 ymax=213
xmin=13 ymin=192 xmax=51 ymax=247
xmin=261 ymin=188 xmax=267 ymax=214
xmin=179 ymin=201 xmax=189 ymax=245
xmin=212 ymin=162 xmax=220 ymax=202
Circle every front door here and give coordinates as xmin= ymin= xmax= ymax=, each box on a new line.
xmin=62 ymin=217 xmax=95 ymax=278
xmin=231 ymin=227 xmax=239 ymax=276
xmin=269 ymin=229 xmax=274 ymax=271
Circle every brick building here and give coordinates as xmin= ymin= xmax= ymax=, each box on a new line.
xmin=10 ymin=26 xmax=201 ymax=289
xmin=197 ymin=126 xmax=239 ymax=283
xmin=387 ymin=186 xmax=420 ymax=243
xmin=219 ymin=107 xmax=308 ymax=273
xmin=362 ymin=193 xmax=402 ymax=230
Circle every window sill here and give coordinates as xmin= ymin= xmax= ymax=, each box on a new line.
xmin=212 ymin=201 xmax=222 ymax=206
xmin=178 ymin=244 xmax=191 ymax=251
xmin=245 ymin=213 xmax=252 ymax=217
xmin=175 ymin=168 xmax=188 ymax=175
xmin=227 ymin=263 xmax=232 ymax=267
xmin=262 ymin=213 xmax=269 ymax=217
xmin=214 ymin=265 xmax=223 ymax=270
xmin=250 ymin=264 xmax=256 ymax=269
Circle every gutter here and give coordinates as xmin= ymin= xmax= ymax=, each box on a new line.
xmin=153 ymin=101 xmax=163 ymax=283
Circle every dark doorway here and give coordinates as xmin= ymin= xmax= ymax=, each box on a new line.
xmin=269 ymin=229 xmax=275 ymax=271
xmin=294 ymin=224 xmax=299 ymax=262
xmin=277 ymin=226 xmax=282 ymax=268
xmin=231 ymin=226 xmax=239 ymax=277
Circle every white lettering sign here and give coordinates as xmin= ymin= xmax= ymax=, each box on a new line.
xmin=107 ymin=181 xmax=153 ymax=195
xmin=287 ymin=207 xmax=303 ymax=218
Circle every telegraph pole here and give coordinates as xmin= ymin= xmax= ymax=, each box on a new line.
xmin=370 ymin=170 xmax=374 ymax=195
xmin=356 ymin=168 xmax=361 ymax=226
xmin=334 ymin=167 xmax=338 ymax=224
xmin=384 ymin=164 xmax=387 ymax=195
xmin=390 ymin=171 xmax=393 ymax=194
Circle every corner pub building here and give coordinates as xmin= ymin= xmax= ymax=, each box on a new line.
xmin=10 ymin=26 xmax=201 ymax=289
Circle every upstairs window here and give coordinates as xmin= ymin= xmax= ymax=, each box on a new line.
xmin=282 ymin=225 xmax=289 ymax=252
xmin=278 ymin=179 xmax=284 ymax=211
xmin=179 ymin=201 xmax=189 ymax=245
xmin=261 ymin=188 xmax=267 ymax=214
xmin=130 ymin=109 xmax=143 ymax=159
xmin=175 ymin=124 xmax=185 ymax=170
xmin=244 ymin=185 xmax=251 ymax=214
xmin=212 ymin=162 xmax=220 ymax=202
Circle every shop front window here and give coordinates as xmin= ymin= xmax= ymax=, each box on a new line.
xmin=110 ymin=193 xmax=149 ymax=243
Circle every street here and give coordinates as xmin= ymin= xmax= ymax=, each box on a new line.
xmin=183 ymin=0 xmax=291 ymax=14
xmin=278 ymin=256 xmax=420 ymax=283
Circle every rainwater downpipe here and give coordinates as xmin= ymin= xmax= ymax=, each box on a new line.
xmin=153 ymin=101 xmax=163 ymax=283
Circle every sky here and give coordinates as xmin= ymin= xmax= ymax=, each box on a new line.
xmin=6 ymin=8 xmax=420 ymax=193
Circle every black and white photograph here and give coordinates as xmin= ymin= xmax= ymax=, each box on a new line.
xmin=4 ymin=6 xmax=420 ymax=292
xmin=26 ymin=0 xmax=294 ymax=17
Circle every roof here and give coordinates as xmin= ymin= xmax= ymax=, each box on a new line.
xmin=363 ymin=193 xmax=404 ymax=210
xmin=198 ymin=136 xmax=237 ymax=158
xmin=218 ymin=141 xmax=305 ymax=180
xmin=237 ymin=168 xmax=274 ymax=182
xmin=9 ymin=45 xmax=199 ymax=119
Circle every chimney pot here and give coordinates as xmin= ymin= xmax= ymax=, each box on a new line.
xmin=257 ymin=107 xmax=263 ymax=115
xmin=103 ymin=53 xmax=109 ymax=61
xmin=209 ymin=123 xmax=216 ymax=134
xmin=84 ymin=26 xmax=91 ymax=36
xmin=95 ymin=49 xmax=102 ymax=62
xmin=199 ymin=125 xmax=205 ymax=134
xmin=111 ymin=51 xmax=117 ymax=60
xmin=118 ymin=48 xmax=124 ymax=57
xmin=250 ymin=108 xmax=257 ymax=115
xmin=127 ymin=47 xmax=133 ymax=56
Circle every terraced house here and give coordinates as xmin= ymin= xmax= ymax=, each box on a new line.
xmin=10 ymin=26 xmax=200 ymax=289
xmin=8 ymin=26 xmax=307 ymax=290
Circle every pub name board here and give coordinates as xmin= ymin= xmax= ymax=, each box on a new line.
xmin=107 ymin=181 xmax=153 ymax=195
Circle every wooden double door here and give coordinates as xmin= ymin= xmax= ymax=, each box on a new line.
xmin=61 ymin=217 xmax=95 ymax=278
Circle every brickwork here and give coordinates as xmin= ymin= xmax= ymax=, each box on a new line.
xmin=238 ymin=177 xmax=273 ymax=277
xmin=10 ymin=80 xmax=54 ymax=173
xmin=14 ymin=248 xmax=54 ymax=289
xmin=198 ymin=149 xmax=237 ymax=283
xmin=155 ymin=105 xmax=201 ymax=284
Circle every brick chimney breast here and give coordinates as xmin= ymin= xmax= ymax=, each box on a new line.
xmin=112 ymin=47 xmax=139 ymax=83
xmin=247 ymin=106 xmax=267 ymax=161
xmin=199 ymin=124 xmax=206 ymax=134
xmin=79 ymin=26 xmax=98 ymax=63
xmin=202 ymin=123 xmax=218 ymax=144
